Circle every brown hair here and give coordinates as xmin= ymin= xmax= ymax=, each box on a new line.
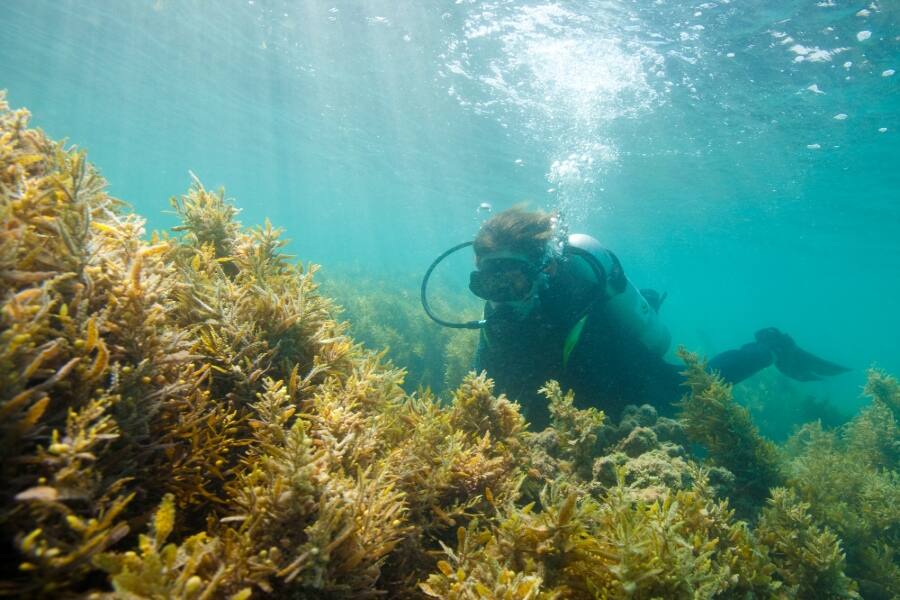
xmin=474 ymin=206 xmax=556 ymax=263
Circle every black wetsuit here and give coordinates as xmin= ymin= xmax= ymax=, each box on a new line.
xmin=473 ymin=251 xmax=773 ymax=429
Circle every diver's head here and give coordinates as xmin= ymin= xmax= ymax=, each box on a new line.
xmin=469 ymin=207 xmax=560 ymax=317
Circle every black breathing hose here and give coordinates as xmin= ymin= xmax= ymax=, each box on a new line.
xmin=420 ymin=241 xmax=486 ymax=330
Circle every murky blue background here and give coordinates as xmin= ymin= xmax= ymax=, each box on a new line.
xmin=2 ymin=0 xmax=897 ymax=411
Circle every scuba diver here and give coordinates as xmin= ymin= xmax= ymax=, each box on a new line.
xmin=421 ymin=207 xmax=850 ymax=429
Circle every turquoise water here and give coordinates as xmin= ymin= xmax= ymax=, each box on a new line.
xmin=2 ymin=0 xmax=897 ymax=412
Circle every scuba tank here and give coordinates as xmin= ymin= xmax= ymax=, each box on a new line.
xmin=565 ymin=234 xmax=671 ymax=357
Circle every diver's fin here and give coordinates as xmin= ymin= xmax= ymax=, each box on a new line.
xmin=795 ymin=348 xmax=852 ymax=376
xmin=755 ymin=327 xmax=851 ymax=382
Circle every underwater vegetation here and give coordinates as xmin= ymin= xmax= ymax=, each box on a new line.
xmin=422 ymin=376 xmax=859 ymax=599
xmin=676 ymin=350 xmax=785 ymax=515
xmin=0 ymin=92 xmax=897 ymax=598
xmin=0 ymin=92 xmax=525 ymax=598
xmin=733 ymin=368 xmax=849 ymax=442
xmin=782 ymin=371 xmax=900 ymax=600
xmin=321 ymin=274 xmax=477 ymax=398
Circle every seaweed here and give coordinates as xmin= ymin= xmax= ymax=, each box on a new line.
xmin=676 ymin=348 xmax=784 ymax=514
xmin=0 ymin=92 xmax=537 ymax=598
xmin=755 ymin=487 xmax=859 ymax=599
xmin=537 ymin=380 xmax=605 ymax=480
xmin=423 ymin=468 xmax=787 ymax=599
xmin=0 ymin=91 xmax=892 ymax=598
xmin=783 ymin=369 xmax=900 ymax=598
xmin=94 ymin=494 xmax=248 ymax=600
xmin=322 ymin=272 xmax=478 ymax=397
xmin=0 ymin=91 xmax=187 ymax=594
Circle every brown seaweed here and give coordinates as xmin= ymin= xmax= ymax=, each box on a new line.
xmin=0 ymin=91 xmax=893 ymax=599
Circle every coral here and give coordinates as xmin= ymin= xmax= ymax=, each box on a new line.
xmin=421 ymin=383 xmax=853 ymax=598
xmin=588 ymin=403 xmax=698 ymax=504
xmin=618 ymin=426 xmax=658 ymax=458
xmin=592 ymin=448 xmax=691 ymax=503
xmin=589 ymin=403 xmax=688 ymax=456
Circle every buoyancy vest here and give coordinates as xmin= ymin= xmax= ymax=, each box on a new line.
xmin=560 ymin=234 xmax=671 ymax=367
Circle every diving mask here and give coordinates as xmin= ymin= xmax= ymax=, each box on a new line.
xmin=469 ymin=256 xmax=544 ymax=303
